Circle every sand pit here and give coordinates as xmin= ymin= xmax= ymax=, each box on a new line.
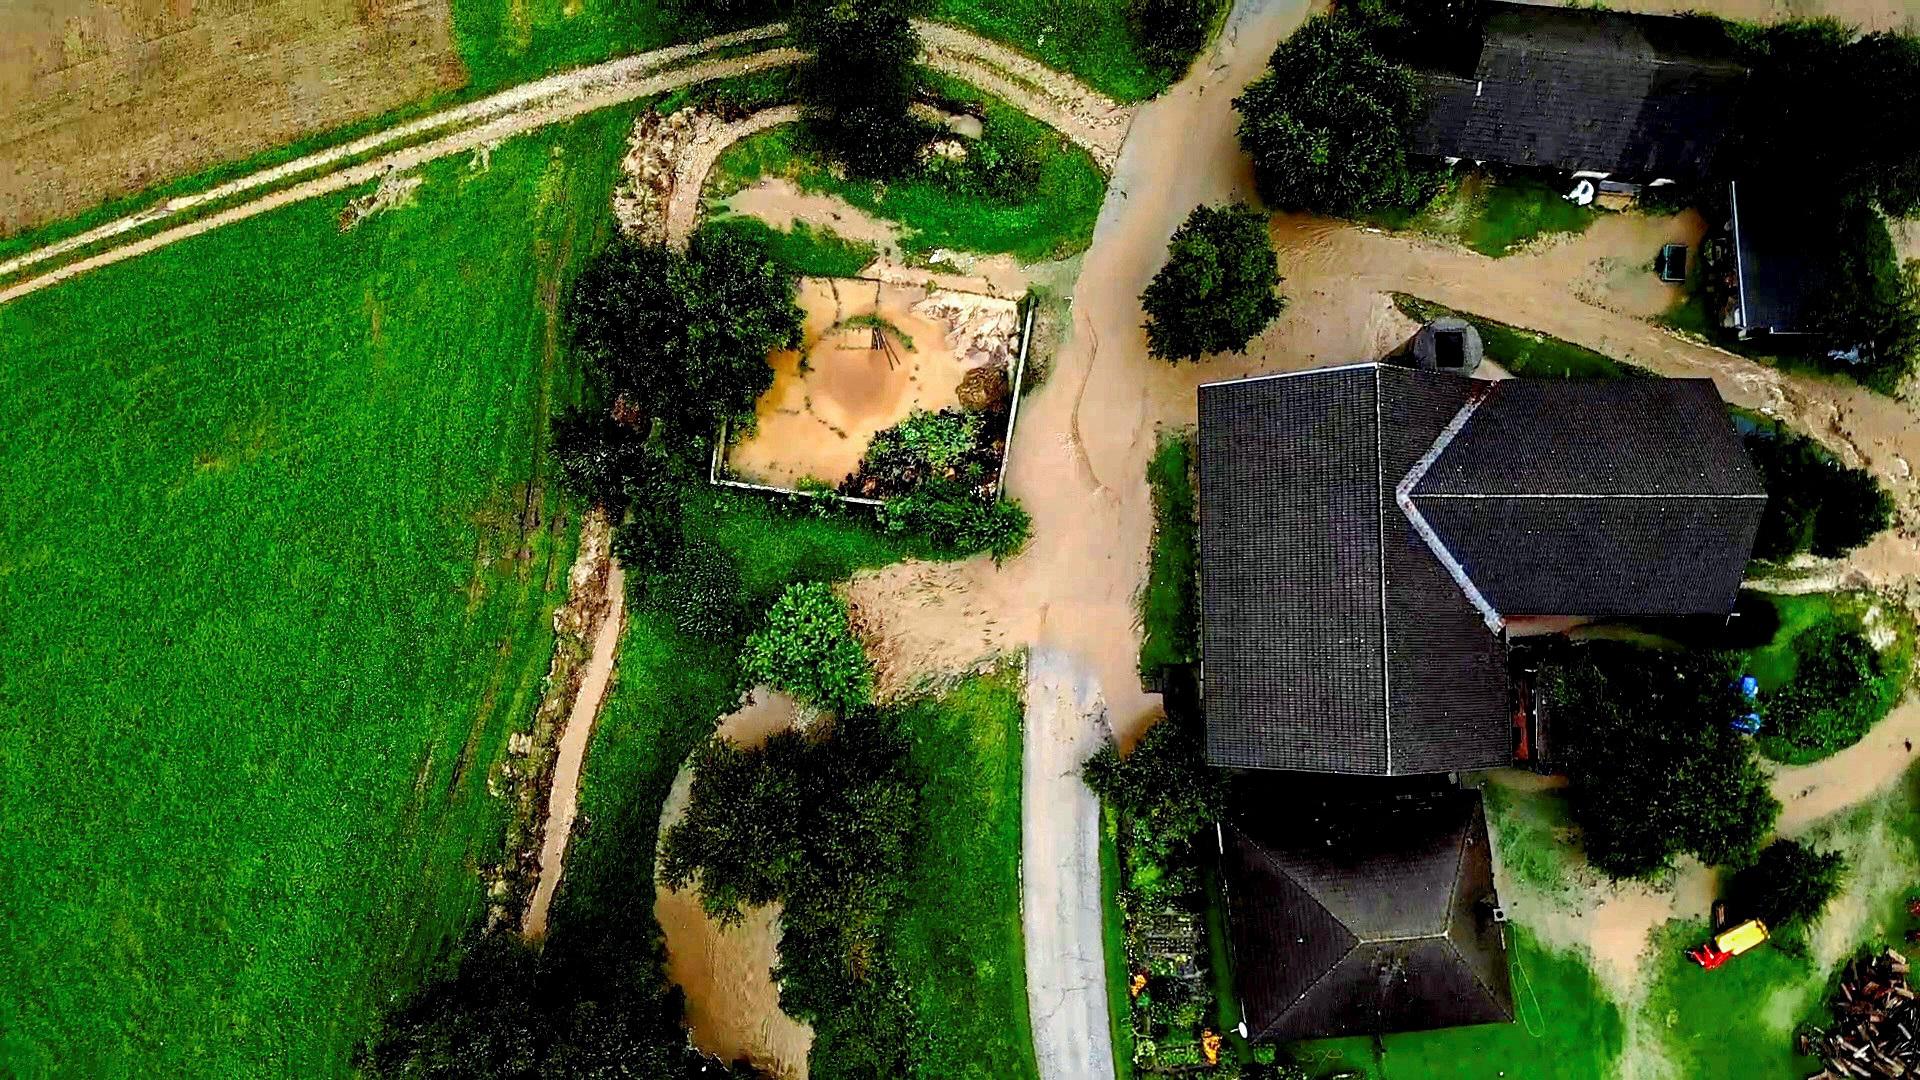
xmin=656 ymin=688 xmax=812 ymax=1079
xmin=722 ymin=277 xmax=1023 ymax=490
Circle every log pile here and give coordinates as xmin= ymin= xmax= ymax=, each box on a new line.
xmin=1802 ymin=949 xmax=1920 ymax=1078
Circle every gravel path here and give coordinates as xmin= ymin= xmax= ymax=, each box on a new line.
xmin=1023 ymin=648 xmax=1118 ymax=1080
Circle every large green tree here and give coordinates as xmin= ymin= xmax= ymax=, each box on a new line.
xmin=567 ymin=227 xmax=802 ymax=438
xmin=791 ymin=0 xmax=927 ymax=177
xmin=1141 ymin=202 xmax=1286 ymax=362
xmin=1544 ymin=642 xmax=1779 ymax=879
xmin=1234 ymin=16 xmax=1426 ymax=215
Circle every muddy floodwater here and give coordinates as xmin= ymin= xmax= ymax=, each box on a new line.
xmin=656 ymin=689 xmax=811 ymax=1079
xmin=725 ymin=277 xmax=1019 ymax=488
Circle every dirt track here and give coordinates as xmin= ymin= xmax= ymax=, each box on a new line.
xmin=1 ymin=21 xmax=1129 ymax=303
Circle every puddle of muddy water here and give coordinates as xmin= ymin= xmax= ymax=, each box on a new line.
xmin=725 ymin=277 xmax=1019 ymax=488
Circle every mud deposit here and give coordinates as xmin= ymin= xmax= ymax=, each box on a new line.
xmin=0 ymin=0 xmax=462 ymax=235
xmin=656 ymin=689 xmax=811 ymax=1079
xmin=725 ymin=277 xmax=1020 ymax=488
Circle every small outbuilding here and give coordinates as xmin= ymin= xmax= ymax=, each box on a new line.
xmin=1407 ymin=317 xmax=1484 ymax=375
xmin=1219 ymin=789 xmax=1513 ymax=1043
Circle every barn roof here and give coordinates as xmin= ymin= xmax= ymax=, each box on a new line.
xmin=1197 ymin=364 xmax=1762 ymax=775
xmin=1411 ymin=2 xmax=1746 ymax=183
xmin=1220 ymin=789 xmax=1513 ymax=1042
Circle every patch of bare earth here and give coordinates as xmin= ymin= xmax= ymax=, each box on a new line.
xmin=0 ymin=0 xmax=463 ymax=236
xmin=654 ymin=689 xmax=812 ymax=1080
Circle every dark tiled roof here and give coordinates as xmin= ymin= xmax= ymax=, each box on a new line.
xmin=1198 ymin=365 xmax=1762 ymax=775
xmin=1419 ymin=496 xmax=1765 ymax=615
xmin=1221 ymin=791 xmax=1513 ymax=1043
xmin=1730 ymin=179 xmax=1816 ymax=334
xmin=1197 ymin=366 xmax=1510 ymax=776
xmin=1415 ymin=379 xmax=1763 ymax=495
xmin=1411 ymin=2 xmax=1745 ymax=182
xmin=1411 ymin=378 xmax=1765 ymax=615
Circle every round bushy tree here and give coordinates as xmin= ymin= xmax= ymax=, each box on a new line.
xmin=741 ymin=581 xmax=872 ymax=713
xmin=791 ymin=0 xmax=927 ymax=177
xmin=1141 ymin=202 xmax=1286 ymax=362
xmin=568 ymin=228 xmax=801 ymax=437
xmin=1729 ymin=839 xmax=1846 ymax=929
xmin=1234 ymin=15 xmax=1426 ymax=215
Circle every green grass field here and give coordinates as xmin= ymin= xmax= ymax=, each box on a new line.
xmin=699 ymin=216 xmax=878 ymax=277
xmin=1292 ymin=927 xmax=1625 ymax=1080
xmin=0 ymin=110 xmax=635 ymax=1075
xmin=892 ymin=669 xmax=1042 ymax=1080
xmin=1138 ymin=429 xmax=1198 ymax=680
xmin=929 ymin=0 xmax=1190 ymax=103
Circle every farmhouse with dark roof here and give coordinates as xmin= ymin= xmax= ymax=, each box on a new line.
xmin=1411 ymin=2 xmax=1747 ymax=190
xmin=1199 ymin=360 xmax=1764 ymax=1042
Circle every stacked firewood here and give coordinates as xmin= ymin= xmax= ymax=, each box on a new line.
xmin=1802 ymin=949 xmax=1920 ymax=1078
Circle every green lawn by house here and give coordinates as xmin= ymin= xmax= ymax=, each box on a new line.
xmin=1290 ymin=927 xmax=1625 ymax=1080
xmin=1138 ymin=429 xmax=1198 ymax=680
xmin=1367 ymin=171 xmax=1599 ymax=258
xmin=0 ymin=109 xmax=634 ymax=1076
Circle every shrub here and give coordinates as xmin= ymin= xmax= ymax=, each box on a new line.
xmin=1234 ymin=16 xmax=1427 ymax=215
xmin=650 ymin=539 xmax=747 ymax=639
xmin=1544 ymin=642 xmax=1779 ymax=879
xmin=611 ymin=487 xmax=687 ymax=577
xmin=568 ymin=228 xmax=802 ymax=438
xmin=1728 ymin=839 xmax=1846 ymax=930
xmin=1744 ymin=423 xmax=1893 ymax=561
xmin=1343 ymin=0 xmax=1485 ymax=63
xmin=1142 ymin=202 xmax=1285 ymax=362
xmin=791 ymin=0 xmax=927 ymax=177
xmin=1083 ymin=709 xmax=1229 ymax=860
xmin=741 ymin=582 xmax=872 ymax=713
xmin=1128 ymin=0 xmax=1222 ymax=78
xmin=878 ymin=483 xmax=1031 ymax=561
xmin=1762 ymin=618 xmax=1892 ymax=758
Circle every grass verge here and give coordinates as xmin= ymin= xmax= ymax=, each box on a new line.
xmin=1138 ymin=428 xmax=1198 ymax=681
xmin=1101 ymin=803 xmax=1139 ymax=1080
xmin=0 ymin=108 xmax=632 ymax=1075
xmin=891 ymin=668 xmax=1043 ymax=1080
xmin=1392 ymin=294 xmax=1651 ymax=379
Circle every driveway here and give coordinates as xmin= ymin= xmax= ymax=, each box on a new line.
xmin=1023 ymin=648 xmax=1117 ymax=1080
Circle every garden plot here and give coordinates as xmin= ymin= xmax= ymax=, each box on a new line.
xmin=720 ymin=277 xmax=1025 ymax=493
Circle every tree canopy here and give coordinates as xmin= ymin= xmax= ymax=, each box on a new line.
xmin=740 ymin=582 xmax=873 ymax=714
xmin=1543 ymin=642 xmax=1779 ymax=879
xmin=1082 ymin=708 xmax=1229 ymax=858
xmin=1234 ymin=16 xmax=1427 ymax=215
xmin=1744 ymin=420 xmax=1893 ymax=561
xmin=1728 ymin=838 xmax=1846 ymax=930
xmin=1141 ymin=202 xmax=1286 ymax=362
xmin=791 ymin=0 xmax=927 ymax=176
xmin=568 ymin=227 xmax=802 ymax=439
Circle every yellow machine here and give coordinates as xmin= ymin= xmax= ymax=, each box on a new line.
xmin=1687 ymin=919 xmax=1770 ymax=970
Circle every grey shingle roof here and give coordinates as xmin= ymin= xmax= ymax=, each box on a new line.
xmin=1198 ymin=365 xmax=1762 ymax=775
xmin=1411 ymin=2 xmax=1746 ymax=183
xmin=1197 ymin=366 xmax=1511 ymax=777
xmin=1730 ymin=179 xmax=1816 ymax=334
xmin=1220 ymin=790 xmax=1513 ymax=1043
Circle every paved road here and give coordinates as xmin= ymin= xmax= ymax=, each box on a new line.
xmin=1023 ymin=648 xmax=1117 ymax=1080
